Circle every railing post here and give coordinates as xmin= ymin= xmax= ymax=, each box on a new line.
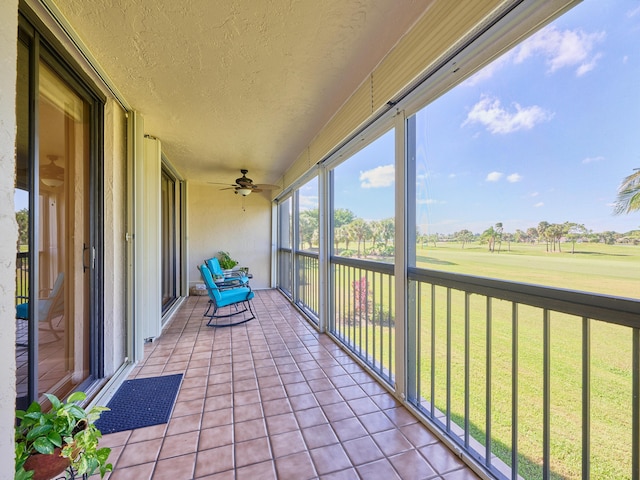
xmin=394 ymin=109 xmax=408 ymax=398
xmin=464 ymin=292 xmax=471 ymax=449
xmin=543 ymin=309 xmax=551 ymax=480
xmin=582 ymin=317 xmax=590 ymax=480
xmin=431 ymin=284 xmax=436 ymax=419
xmin=318 ymin=165 xmax=330 ymax=333
xmin=486 ymin=297 xmax=493 ymax=469
xmin=633 ymin=328 xmax=639 ymax=480
xmin=446 ymin=288 xmax=452 ymax=433
xmin=512 ymin=303 xmax=519 ymax=480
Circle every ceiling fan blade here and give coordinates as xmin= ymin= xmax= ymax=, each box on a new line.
xmin=213 ymin=170 xmax=280 ymax=194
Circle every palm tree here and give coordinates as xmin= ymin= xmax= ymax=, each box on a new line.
xmin=456 ymin=229 xmax=474 ymax=248
xmin=614 ymin=169 xmax=640 ymax=215
xmin=494 ymin=222 xmax=503 ymax=253
xmin=335 ymin=225 xmax=351 ymax=253
xmin=566 ymin=222 xmax=587 ymax=254
xmin=348 ymin=219 xmax=371 ymax=257
xmin=481 ymin=226 xmax=496 ymax=252
xmin=298 ymin=212 xmax=317 ymax=249
xmin=369 ymin=220 xmax=383 ymax=246
xmin=380 ymin=218 xmax=395 ymax=246
xmin=538 ymin=221 xmax=550 ymax=252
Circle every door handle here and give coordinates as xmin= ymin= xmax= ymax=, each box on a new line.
xmin=83 ymin=243 xmax=91 ymax=272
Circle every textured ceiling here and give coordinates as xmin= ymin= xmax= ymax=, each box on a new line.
xmin=50 ymin=0 xmax=433 ymax=186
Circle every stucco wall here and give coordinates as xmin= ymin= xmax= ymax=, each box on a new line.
xmin=188 ymin=183 xmax=272 ymax=290
xmin=1 ymin=0 xmax=19 ymax=473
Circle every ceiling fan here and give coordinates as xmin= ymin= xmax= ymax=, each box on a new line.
xmin=217 ymin=169 xmax=280 ymax=196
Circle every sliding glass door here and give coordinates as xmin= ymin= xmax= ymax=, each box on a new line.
xmin=161 ymin=166 xmax=183 ymax=315
xmin=16 ymin=14 xmax=103 ymax=408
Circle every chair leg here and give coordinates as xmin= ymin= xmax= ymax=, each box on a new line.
xmin=205 ymin=300 xmax=255 ymax=328
xmin=203 ymin=301 xmax=213 ymax=317
xmin=246 ymin=299 xmax=256 ymax=321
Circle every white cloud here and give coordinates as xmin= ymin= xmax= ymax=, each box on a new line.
xmin=417 ymin=198 xmax=446 ymax=205
xmin=628 ymin=6 xmax=640 ymax=18
xmin=463 ymin=53 xmax=512 ymax=86
xmin=515 ymin=25 xmax=606 ymax=76
xmin=582 ymin=155 xmax=605 ymax=164
xmin=299 ymin=195 xmax=318 ymax=210
xmin=462 ymin=26 xmax=605 ymax=84
xmin=463 ymin=95 xmax=553 ymax=134
xmin=530 ymin=191 xmax=539 ymax=197
xmin=507 ymin=173 xmax=523 ymax=183
xmin=534 ymin=202 xmax=544 ymax=208
xmin=486 ymin=171 xmax=503 ymax=182
xmin=359 ymin=164 xmax=395 ymax=188
xmin=576 ymin=52 xmax=603 ymax=76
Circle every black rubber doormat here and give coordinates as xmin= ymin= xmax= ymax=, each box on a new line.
xmin=95 ymin=374 xmax=183 ymax=434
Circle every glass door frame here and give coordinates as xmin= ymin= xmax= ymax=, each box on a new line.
xmin=18 ymin=8 xmax=105 ymax=405
xmin=160 ymin=158 xmax=185 ymax=317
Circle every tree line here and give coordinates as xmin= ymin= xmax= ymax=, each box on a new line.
xmin=300 ymin=208 xmax=395 ymax=257
xmin=298 ymin=208 xmax=639 ymax=257
xmin=421 ymin=221 xmax=640 ymax=252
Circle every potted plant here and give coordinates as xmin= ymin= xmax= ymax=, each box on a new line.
xmin=15 ymin=391 xmax=112 ymax=480
xmin=218 ymin=251 xmax=238 ymax=270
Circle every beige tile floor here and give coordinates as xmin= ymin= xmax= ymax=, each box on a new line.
xmin=99 ymin=289 xmax=480 ymax=480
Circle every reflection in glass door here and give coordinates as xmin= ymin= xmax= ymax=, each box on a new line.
xmin=15 ymin=16 xmax=100 ymax=407
xmin=36 ymin=60 xmax=91 ymax=400
xmin=161 ymin=164 xmax=183 ymax=317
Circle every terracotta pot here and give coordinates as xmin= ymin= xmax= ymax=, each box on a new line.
xmin=23 ymin=447 xmax=70 ymax=480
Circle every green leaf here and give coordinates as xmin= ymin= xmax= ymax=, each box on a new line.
xmin=66 ymin=405 xmax=86 ymax=419
xmin=25 ymin=424 xmax=52 ymax=441
xmin=60 ymin=443 xmax=75 ymax=458
xmin=86 ymin=406 xmax=109 ymax=422
xmin=15 ymin=468 xmax=34 ymax=480
xmin=32 ymin=436 xmax=55 ymax=455
xmin=99 ymin=463 xmax=114 ymax=478
xmin=66 ymin=391 xmax=87 ymax=404
xmin=44 ymin=393 xmax=62 ymax=410
xmin=23 ymin=412 xmax=43 ymax=422
xmin=25 ymin=401 xmax=41 ymax=414
xmin=96 ymin=447 xmax=111 ymax=462
xmin=47 ymin=430 xmax=62 ymax=447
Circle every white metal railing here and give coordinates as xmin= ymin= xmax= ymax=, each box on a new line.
xmin=295 ymin=251 xmax=319 ymax=322
xmin=330 ymin=256 xmax=395 ymax=386
xmin=408 ymin=268 xmax=640 ymax=480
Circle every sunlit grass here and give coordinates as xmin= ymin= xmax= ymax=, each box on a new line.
xmin=293 ymin=242 xmax=638 ymax=479
xmin=416 ymin=241 xmax=640 ymax=299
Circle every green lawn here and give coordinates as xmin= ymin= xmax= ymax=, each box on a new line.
xmin=416 ymin=243 xmax=638 ymax=479
xmin=416 ymin=241 xmax=640 ymax=299
xmin=298 ymin=242 xmax=639 ymax=479
xmin=416 ymin=290 xmax=633 ymax=479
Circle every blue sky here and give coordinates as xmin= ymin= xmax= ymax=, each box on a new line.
xmin=328 ymin=1 xmax=640 ymax=236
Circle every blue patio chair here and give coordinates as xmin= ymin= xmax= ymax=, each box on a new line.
xmin=205 ymin=257 xmax=250 ymax=288
xmin=199 ymin=264 xmax=255 ymax=327
xmin=16 ymin=272 xmax=65 ymax=342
